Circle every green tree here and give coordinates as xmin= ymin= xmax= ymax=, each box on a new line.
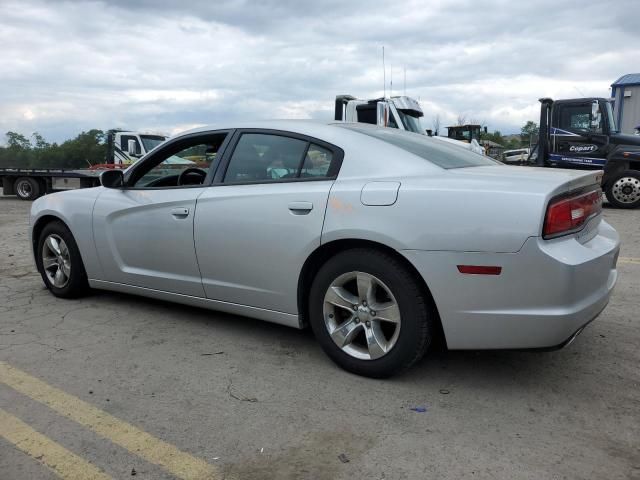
xmin=0 ymin=129 xmax=107 ymax=169
xmin=6 ymin=131 xmax=31 ymax=150
xmin=480 ymin=130 xmax=504 ymax=146
xmin=520 ymin=121 xmax=539 ymax=146
xmin=32 ymin=132 xmax=50 ymax=150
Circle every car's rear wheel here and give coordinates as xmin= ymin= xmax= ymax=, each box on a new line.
xmin=14 ymin=177 xmax=42 ymax=201
xmin=36 ymin=221 xmax=89 ymax=298
xmin=605 ymin=170 xmax=640 ymax=209
xmin=309 ymin=248 xmax=433 ymax=378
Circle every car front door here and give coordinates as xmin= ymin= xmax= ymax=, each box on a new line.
xmin=194 ymin=130 xmax=343 ymax=314
xmin=92 ymin=131 xmax=230 ymax=297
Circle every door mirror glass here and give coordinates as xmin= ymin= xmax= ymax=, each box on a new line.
xmin=590 ymin=101 xmax=602 ymax=132
xmin=100 ymin=169 xmax=124 ymax=189
xmin=127 ymin=139 xmax=138 ymax=156
xmin=377 ymin=103 xmax=398 ymax=128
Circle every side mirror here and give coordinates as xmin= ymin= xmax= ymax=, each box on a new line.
xmin=100 ymin=169 xmax=124 ymax=189
xmin=591 ymin=101 xmax=601 ymax=130
xmin=127 ymin=139 xmax=138 ymax=156
xmin=377 ymin=102 xmax=391 ymax=127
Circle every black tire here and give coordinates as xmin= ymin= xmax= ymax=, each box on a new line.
xmin=604 ymin=170 xmax=640 ymax=209
xmin=36 ymin=221 xmax=89 ymax=298
xmin=309 ymin=248 xmax=433 ymax=378
xmin=14 ymin=177 xmax=42 ymax=201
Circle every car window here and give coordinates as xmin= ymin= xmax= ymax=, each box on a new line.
xmin=301 ymin=144 xmax=333 ymax=178
xmin=340 ymin=125 xmax=499 ymax=169
xmin=130 ymin=133 xmax=227 ymax=188
xmin=224 ymin=133 xmax=308 ymax=183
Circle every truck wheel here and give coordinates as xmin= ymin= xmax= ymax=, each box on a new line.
xmin=605 ymin=170 xmax=640 ymax=209
xmin=36 ymin=221 xmax=89 ymax=298
xmin=14 ymin=177 xmax=42 ymax=201
xmin=308 ymin=248 xmax=433 ymax=378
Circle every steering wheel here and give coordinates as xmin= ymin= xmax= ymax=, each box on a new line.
xmin=177 ymin=167 xmax=207 ymax=186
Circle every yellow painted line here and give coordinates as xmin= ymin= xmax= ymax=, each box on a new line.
xmin=0 ymin=362 xmax=220 ymax=480
xmin=0 ymin=408 xmax=112 ymax=480
xmin=619 ymin=257 xmax=640 ymax=265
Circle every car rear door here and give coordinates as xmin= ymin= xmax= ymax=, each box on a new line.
xmin=193 ymin=130 xmax=343 ymax=314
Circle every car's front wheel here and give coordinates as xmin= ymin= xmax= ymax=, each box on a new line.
xmin=36 ymin=221 xmax=89 ymax=298
xmin=309 ymin=248 xmax=433 ymax=378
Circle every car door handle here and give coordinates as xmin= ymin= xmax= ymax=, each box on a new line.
xmin=170 ymin=207 xmax=190 ymax=218
xmin=288 ymin=201 xmax=313 ymax=214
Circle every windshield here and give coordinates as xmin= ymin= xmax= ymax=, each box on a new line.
xmin=396 ymin=110 xmax=424 ymax=134
xmin=140 ymin=135 xmax=166 ymax=153
xmin=340 ymin=124 xmax=499 ymax=169
xmin=605 ymin=102 xmax=618 ymax=133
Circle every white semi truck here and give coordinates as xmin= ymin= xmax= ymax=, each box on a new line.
xmin=334 ymin=94 xmax=485 ymax=155
xmin=0 ymin=130 xmax=166 ymax=200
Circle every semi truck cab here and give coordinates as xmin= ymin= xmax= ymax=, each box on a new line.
xmin=334 ymin=95 xmax=425 ymax=133
xmin=538 ymin=97 xmax=640 ymax=208
xmin=106 ymin=130 xmax=167 ymax=165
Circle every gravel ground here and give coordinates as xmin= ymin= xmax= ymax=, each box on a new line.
xmin=0 ymin=195 xmax=639 ymax=480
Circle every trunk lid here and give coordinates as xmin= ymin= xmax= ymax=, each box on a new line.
xmin=448 ymin=165 xmax=602 ymax=197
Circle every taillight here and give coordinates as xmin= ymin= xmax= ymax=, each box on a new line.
xmin=543 ymin=188 xmax=602 ymax=239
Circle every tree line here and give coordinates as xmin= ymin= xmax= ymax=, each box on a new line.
xmin=0 ymin=130 xmax=107 ymax=169
xmin=433 ymin=114 xmax=540 ymax=150
xmin=0 ymin=120 xmax=541 ymax=170
xmin=479 ymin=120 xmax=540 ymax=150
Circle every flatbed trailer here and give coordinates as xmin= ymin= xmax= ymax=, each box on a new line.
xmin=0 ymin=168 xmax=107 ymax=200
xmin=0 ymin=130 xmax=166 ymax=200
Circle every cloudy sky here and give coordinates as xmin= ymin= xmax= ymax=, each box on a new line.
xmin=0 ymin=0 xmax=638 ymax=144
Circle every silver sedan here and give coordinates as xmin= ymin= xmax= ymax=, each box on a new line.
xmin=30 ymin=121 xmax=620 ymax=377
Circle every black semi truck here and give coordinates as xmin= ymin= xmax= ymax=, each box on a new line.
xmin=536 ymin=97 xmax=640 ymax=208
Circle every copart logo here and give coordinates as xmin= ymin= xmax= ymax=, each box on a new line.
xmin=569 ymin=144 xmax=598 ymax=153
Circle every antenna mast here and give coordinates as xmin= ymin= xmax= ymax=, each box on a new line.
xmin=382 ymin=46 xmax=386 ymax=98
xmin=404 ymin=67 xmax=406 ymax=95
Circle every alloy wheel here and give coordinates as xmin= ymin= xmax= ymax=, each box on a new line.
xmin=323 ymin=271 xmax=401 ymax=360
xmin=42 ymin=234 xmax=71 ymax=288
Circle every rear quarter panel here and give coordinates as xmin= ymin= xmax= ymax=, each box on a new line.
xmin=322 ymin=173 xmax=547 ymax=253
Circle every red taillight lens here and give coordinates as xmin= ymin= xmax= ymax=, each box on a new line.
xmin=543 ymin=188 xmax=602 ymax=238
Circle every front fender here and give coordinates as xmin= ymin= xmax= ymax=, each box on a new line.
xmin=605 ymin=146 xmax=640 ymax=174
xmin=30 ymin=188 xmax=103 ymax=279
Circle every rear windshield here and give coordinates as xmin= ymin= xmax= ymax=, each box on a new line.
xmin=339 ymin=124 xmax=499 ymax=169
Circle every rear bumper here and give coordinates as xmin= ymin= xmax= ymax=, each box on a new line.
xmin=402 ymin=219 xmax=620 ymax=350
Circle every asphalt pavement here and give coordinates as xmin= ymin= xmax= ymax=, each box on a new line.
xmin=1 ymin=196 xmax=639 ymax=480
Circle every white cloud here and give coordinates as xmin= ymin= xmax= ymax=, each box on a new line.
xmin=0 ymin=0 xmax=638 ymax=142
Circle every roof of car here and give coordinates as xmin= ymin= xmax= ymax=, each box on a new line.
xmin=178 ymin=119 xmax=337 ymax=136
